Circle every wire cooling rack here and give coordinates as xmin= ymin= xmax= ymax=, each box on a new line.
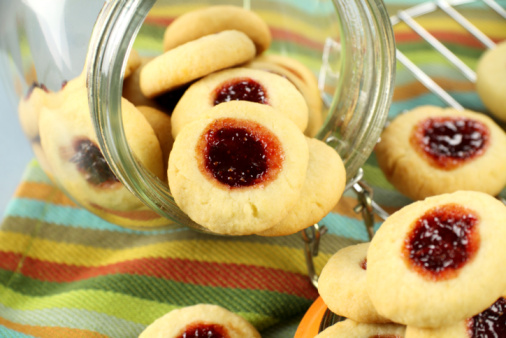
xmin=305 ymin=0 xmax=506 ymax=290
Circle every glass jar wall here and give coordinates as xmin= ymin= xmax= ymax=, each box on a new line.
xmin=0 ymin=0 xmax=395 ymax=232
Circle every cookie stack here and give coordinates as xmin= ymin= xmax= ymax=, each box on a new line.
xmin=317 ymin=190 xmax=506 ymax=337
xmin=29 ymin=5 xmax=347 ymax=235
xmin=150 ymin=6 xmax=346 ymax=236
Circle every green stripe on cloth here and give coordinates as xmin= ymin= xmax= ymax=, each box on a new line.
xmin=0 ymin=271 xmax=311 ymax=331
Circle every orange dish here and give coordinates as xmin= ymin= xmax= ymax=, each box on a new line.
xmin=295 ymin=297 xmax=327 ymax=337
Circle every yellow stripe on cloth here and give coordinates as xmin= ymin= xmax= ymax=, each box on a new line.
xmin=0 ymin=232 xmax=328 ymax=274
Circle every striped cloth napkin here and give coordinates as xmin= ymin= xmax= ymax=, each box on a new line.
xmin=1 ymin=1 xmax=504 ymax=337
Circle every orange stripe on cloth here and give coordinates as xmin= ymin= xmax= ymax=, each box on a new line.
xmin=14 ymin=182 xmax=77 ymax=207
xmin=393 ymin=77 xmax=475 ymax=101
xmin=0 ymin=316 xmax=107 ymax=338
xmin=0 ymin=232 xmax=309 ymax=274
xmin=0 ymin=251 xmax=317 ymax=299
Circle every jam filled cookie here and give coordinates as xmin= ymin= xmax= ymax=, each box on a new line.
xmin=257 ymin=137 xmax=345 ymax=237
xmin=405 ymin=295 xmax=506 ymax=338
xmin=140 ymin=30 xmax=256 ymax=98
xmin=316 ymin=319 xmax=406 ymax=338
xmin=317 ymin=243 xmax=390 ymax=324
xmin=168 ymin=101 xmax=308 ymax=235
xmin=476 ymin=40 xmax=506 ymax=122
xmin=245 ymin=59 xmax=323 ymax=137
xmin=171 ymin=67 xmax=309 ymax=138
xmin=375 ymin=105 xmax=506 ymax=201
xmin=39 ymin=88 xmax=165 ymax=212
xmin=367 ymin=191 xmax=506 ymax=328
xmin=162 ymin=5 xmax=271 ymax=55
xmin=139 ymin=304 xmax=261 ymax=338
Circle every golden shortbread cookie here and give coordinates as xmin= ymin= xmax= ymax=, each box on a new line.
xmin=375 ymin=105 xmax=506 ymax=201
xmin=316 ymin=319 xmax=406 ymax=338
xmin=139 ymin=304 xmax=261 ymax=338
xmin=317 ymin=243 xmax=391 ymax=323
xmin=257 ymin=137 xmax=345 ymax=237
xmin=476 ymin=40 xmax=506 ymax=122
xmin=18 ymin=84 xmax=60 ymax=141
xmin=123 ymin=48 xmax=141 ymax=79
xmin=367 ymin=191 xmax=506 ymax=328
xmin=245 ymin=59 xmax=323 ymax=137
xmin=162 ymin=5 xmax=271 ymax=54
xmin=168 ymin=101 xmax=308 ymax=235
xmin=136 ymin=105 xmax=174 ymax=178
xmin=140 ymin=30 xmax=256 ymax=98
xmin=171 ymin=67 xmax=309 ymax=138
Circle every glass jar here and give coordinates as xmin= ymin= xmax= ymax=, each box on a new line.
xmin=0 ymin=0 xmax=396 ymax=231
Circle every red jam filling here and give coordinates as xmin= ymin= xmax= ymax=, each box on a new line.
xmin=213 ymin=78 xmax=268 ymax=106
xmin=360 ymin=258 xmax=367 ymax=270
xmin=411 ymin=116 xmax=489 ymax=170
xmin=70 ymin=138 xmax=119 ymax=187
xmin=468 ymin=297 xmax=506 ymax=337
xmin=197 ymin=118 xmax=283 ymax=188
xmin=403 ymin=203 xmax=480 ymax=281
xmin=177 ymin=322 xmax=229 ymax=338
xmin=25 ymin=82 xmax=49 ymax=100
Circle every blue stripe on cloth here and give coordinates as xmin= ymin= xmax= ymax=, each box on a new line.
xmin=0 ymin=326 xmax=36 ymax=338
xmin=0 ymin=303 xmax=145 ymax=338
xmin=5 ymin=198 xmax=186 ymax=236
xmin=320 ymin=212 xmax=382 ymax=241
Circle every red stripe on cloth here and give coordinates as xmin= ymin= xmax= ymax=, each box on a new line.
xmin=270 ymin=27 xmax=324 ymax=50
xmin=395 ymin=31 xmax=490 ymax=49
xmin=0 ymin=251 xmax=318 ymax=299
xmin=144 ymin=16 xmax=175 ymax=27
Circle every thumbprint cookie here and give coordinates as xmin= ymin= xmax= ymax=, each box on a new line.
xmin=405 ymin=295 xmax=506 ymax=337
xmin=375 ymin=105 xmax=506 ymax=201
xmin=140 ymin=30 xmax=256 ymax=98
xmin=317 ymin=243 xmax=390 ymax=324
xmin=168 ymin=101 xmax=308 ymax=235
xmin=476 ymin=40 xmax=506 ymax=122
xmin=367 ymin=191 xmax=506 ymax=328
xmin=257 ymin=137 xmax=345 ymax=237
xmin=39 ymin=88 xmax=165 ymax=212
xmin=139 ymin=304 xmax=260 ymax=338
xmin=162 ymin=5 xmax=271 ymax=55
xmin=171 ymin=67 xmax=309 ymax=138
